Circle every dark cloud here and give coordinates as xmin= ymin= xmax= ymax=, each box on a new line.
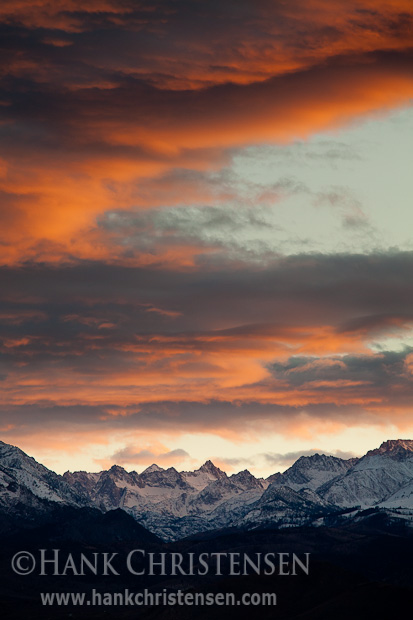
xmin=1 ymin=251 xmax=413 ymax=441
xmin=3 ymin=49 xmax=413 ymax=154
xmin=0 ymin=401 xmax=378 ymax=439
xmin=2 ymin=2 xmax=412 ymax=88
xmin=1 ymin=250 xmax=413 ymax=376
xmin=2 ymin=250 xmax=413 ymax=328
xmin=269 ymin=349 xmax=413 ymax=388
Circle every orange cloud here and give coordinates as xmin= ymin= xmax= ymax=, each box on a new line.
xmin=0 ymin=1 xmax=413 ymax=265
xmin=0 ymin=319 xmax=382 ymax=412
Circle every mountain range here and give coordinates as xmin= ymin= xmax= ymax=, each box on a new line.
xmin=1 ymin=439 xmax=413 ymax=541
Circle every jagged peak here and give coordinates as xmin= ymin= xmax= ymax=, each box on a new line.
xmin=0 ymin=441 xmax=47 ymax=472
xmin=165 ymin=466 xmax=179 ymax=474
xmin=366 ymin=439 xmax=413 ymax=457
xmin=63 ymin=470 xmax=100 ymax=480
xmin=107 ymin=464 xmax=128 ymax=476
xmin=141 ymin=464 xmax=164 ymax=474
xmin=288 ymin=453 xmax=337 ymax=469
xmin=296 ymin=453 xmax=336 ymax=462
xmin=231 ymin=469 xmax=254 ymax=479
xmin=198 ymin=460 xmax=226 ymax=477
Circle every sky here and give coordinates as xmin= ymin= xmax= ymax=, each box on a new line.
xmin=1 ymin=0 xmax=413 ymax=476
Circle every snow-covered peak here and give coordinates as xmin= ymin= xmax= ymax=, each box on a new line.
xmin=0 ymin=441 xmax=89 ymax=506
xmin=229 ymin=469 xmax=265 ymax=490
xmin=142 ymin=464 xmax=164 ymax=474
xmin=294 ymin=453 xmax=346 ymax=468
xmin=198 ymin=460 xmax=226 ymax=478
xmin=271 ymin=453 xmax=356 ymax=492
xmin=0 ymin=440 xmax=39 ymax=470
xmin=366 ymin=439 xmax=413 ymax=458
xmin=180 ymin=460 xmax=227 ymax=491
xmin=138 ymin=466 xmax=186 ymax=489
xmin=108 ymin=464 xmax=128 ymax=475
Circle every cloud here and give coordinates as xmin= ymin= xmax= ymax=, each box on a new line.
xmin=313 ymin=186 xmax=372 ymax=230
xmin=269 ymin=348 xmax=413 ymax=388
xmin=96 ymin=202 xmax=283 ymax=265
xmin=108 ymin=445 xmax=190 ymax=467
xmin=1 ymin=251 xmax=413 ymax=449
xmin=212 ymin=456 xmax=255 ymax=472
xmin=1 ymin=2 xmax=412 ymax=88
xmin=239 ymin=140 xmax=364 ymax=170
xmin=0 ymin=1 xmax=413 ymax=264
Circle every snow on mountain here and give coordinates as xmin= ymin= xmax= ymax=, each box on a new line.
xmin=60 ymin=440 xmax=413 ymax=537
xmin=142 ymin=464 xmax=164 ymax=474
xmin=320 ymin=440 xmax=413 ymax=508
xmin=3 ymin=438 xmax=413 ymax=541
xmin=60 ymin=460 xmax=269 ymax=539
xmin=139 ymin=466 xmax=182 ymax=487
xmin=379 ymin=480 xmax=413 ymax=508
xmin=62 ymin=470 xmax=101 ymax=496
xmin=186 ymin=475 xmax=243 ymax=514
xmin=266 ymin=472 xmax=283 ymax=485
xmin=0 ymin=440 xmax=89 ymax=508
xmin=126 ymin=472 xmax=267 ymax=539
xmin=271 ymin=453 xmax=358 ymax=492
xmin=235 ymin=484 xmax=334 ymax=529
xmin=206 ymin=488 xmax=265 ymax=529
xmin=63 ymin=460 xmax=234 ymax=524
xmin=181 ymin=460 xmax=227 ymax=490
xmin=230 ymin=469 xmax=268 ymax=490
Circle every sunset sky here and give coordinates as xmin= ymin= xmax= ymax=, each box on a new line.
xmin=1 ymin=0 xmax=413 ymax=476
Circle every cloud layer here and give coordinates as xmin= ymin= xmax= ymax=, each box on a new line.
xmin=1 ymin=1 xmax=413 ymax=264
xmin=1 ymin=1 xmax=413 ymax=467
xmin=1 ymin=252 xmax=413 ymax=453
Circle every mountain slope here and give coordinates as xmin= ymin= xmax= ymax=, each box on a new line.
xmin=236 ymin=484 xmax=336 ymax=529
xmin=271 ymin=453 xmax=358 ymax=491
xmin=0 ymin=440 xmax=89 ymax=509
xmin=320 ymin=440 xmax=413 ymax=508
